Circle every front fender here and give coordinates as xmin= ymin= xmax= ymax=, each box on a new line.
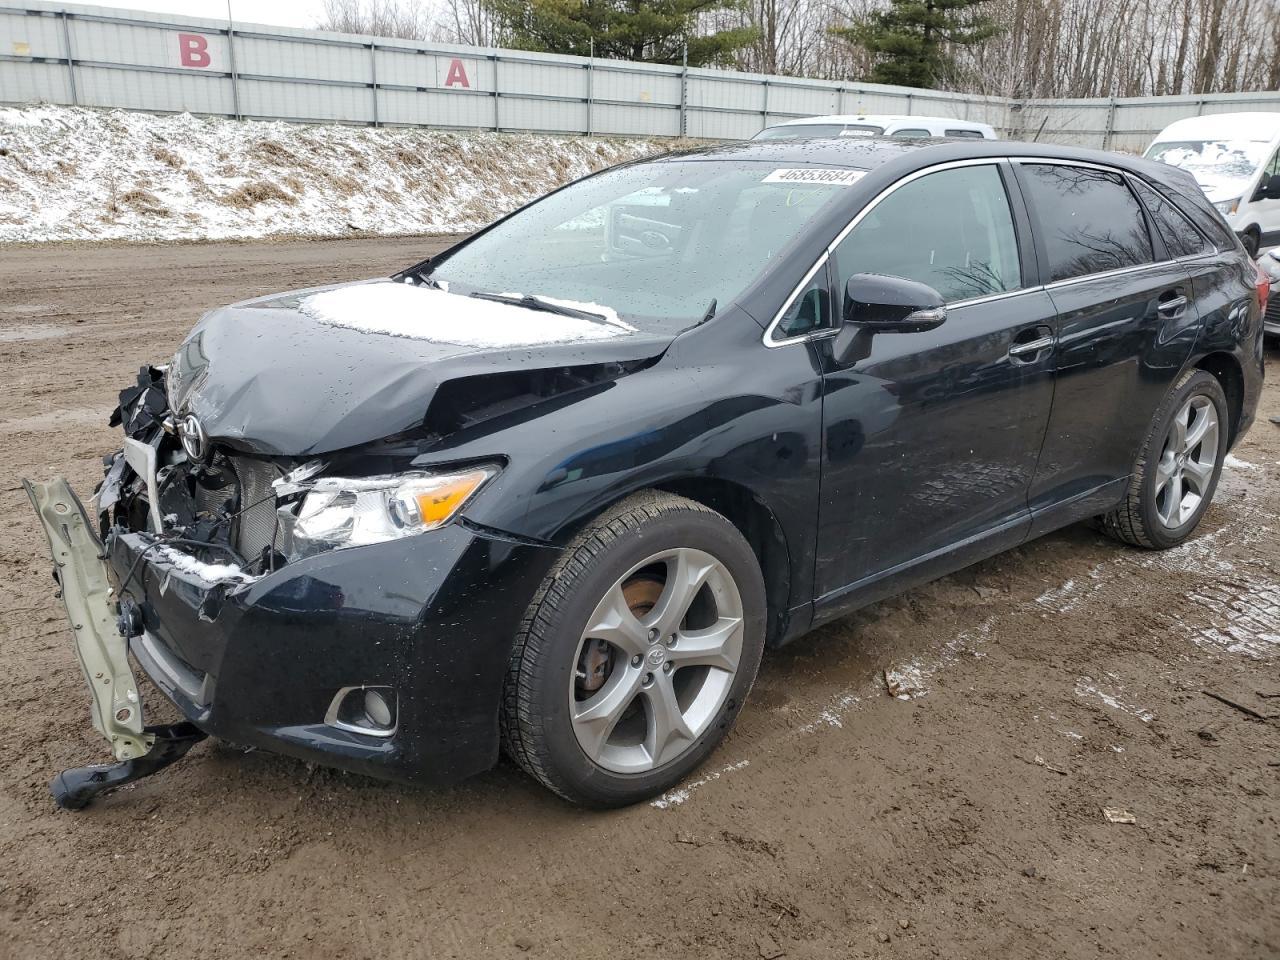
xmin=416 ymin=309 xmax=825 ymax=611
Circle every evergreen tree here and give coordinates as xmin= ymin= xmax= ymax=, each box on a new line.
xmin=484 ymin=0 xmax=758 ymax=67
xmin=834 ymin=0 xmax=1001 ymax=89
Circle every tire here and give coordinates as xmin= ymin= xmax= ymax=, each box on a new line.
xmin=501 ymin=491 xmax=766 ymax=807
xmin=1243 ymin=227 xmax=1261 ymax=259
xmin=1098 ymin=369 xmax=1229 ymax=549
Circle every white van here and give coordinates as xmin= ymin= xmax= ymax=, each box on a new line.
xmin=753 ymin=114 xmax=998 ymax=142
xmin=1145 ymin=112 xmax=1280 ymax=256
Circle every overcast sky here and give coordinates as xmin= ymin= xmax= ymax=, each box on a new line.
xmin=101 ymin=1 xmax=331 ymax=29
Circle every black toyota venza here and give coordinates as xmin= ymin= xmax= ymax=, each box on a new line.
xmin=28 ymin=137 xmax=1266 ymax=809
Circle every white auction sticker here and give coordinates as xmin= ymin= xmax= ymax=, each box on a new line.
xmin=763 ymin=168 xmax=865 ymax=186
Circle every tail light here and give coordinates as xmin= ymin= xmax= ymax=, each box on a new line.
xmin=1257 ymin=261 xmax=1271 ymax=314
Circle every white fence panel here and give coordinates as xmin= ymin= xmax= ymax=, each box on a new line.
xmin=3 ymin=0 xmax=1280 ymax=150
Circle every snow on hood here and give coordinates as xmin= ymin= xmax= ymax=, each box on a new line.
xmin=1148 ymin=140 xmax=1270 ymax=203
xmin=299 ymin=280 xmax=635 ymax=348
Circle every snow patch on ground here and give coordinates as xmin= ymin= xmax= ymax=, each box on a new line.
xmin=1182 ymin=575 xmax=1280 ymax=659
xmin=299 ymin=281 xmax=633 ymax=347
xmin=650 ymin=760 xmax=750 ymax=810
xmin=1224 ymin=454 xmax=1258 ymax=470
xmin=0 ymin=106 xmax=675 ymax=242
xmin=1075 ymin=676 xmax=1156 ymax=723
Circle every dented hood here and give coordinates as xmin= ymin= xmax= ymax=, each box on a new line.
xmin=169 ymin=281 xmax=675 ymax=456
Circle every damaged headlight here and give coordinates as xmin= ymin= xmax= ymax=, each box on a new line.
xmin=282 ymin=465 xmax=498 ymax=558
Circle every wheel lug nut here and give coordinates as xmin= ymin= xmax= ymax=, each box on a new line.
xmin=642 ymin=672 xmax=653 ymax=686
xmin=667 ymin=634 xmax=677 ymax=647
xmin=647 ymin=628 xmax=659 ymax=644
xmin=662 ymin=662 xmax=673 ymax=674
xmin=630 ymin=654 xmax=642 ymax=667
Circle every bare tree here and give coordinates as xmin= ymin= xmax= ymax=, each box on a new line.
xmin=318 ymin=0 xmax=435 ymax=39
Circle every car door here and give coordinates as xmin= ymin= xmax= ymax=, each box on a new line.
xmin=1013 ymin=161 xmax=1201 ymax=533
xmin=810 ymin=160 xmax=1059 ymax=613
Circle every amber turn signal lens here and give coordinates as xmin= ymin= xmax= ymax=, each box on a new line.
xmin=408 ymin=469 xmax=493 ymax=528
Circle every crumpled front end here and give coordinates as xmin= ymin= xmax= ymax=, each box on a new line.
xmin=32 ymin=364 xmax=563 ymax=799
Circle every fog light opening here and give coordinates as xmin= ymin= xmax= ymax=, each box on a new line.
xmin=325 ymin=685 xmax=397 ymax=738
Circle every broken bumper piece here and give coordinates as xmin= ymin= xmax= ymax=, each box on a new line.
xmin=28 ymin=467 xmax=562 ymax=804
xmin=24 ymin=477 xmax=208 ymax=809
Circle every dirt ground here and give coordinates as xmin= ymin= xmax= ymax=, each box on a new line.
xmin=1 ymin=238 xmax=1278 ymax=960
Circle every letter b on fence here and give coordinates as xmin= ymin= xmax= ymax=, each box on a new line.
xmin=178 ymin=33 xmax=211 ymax=69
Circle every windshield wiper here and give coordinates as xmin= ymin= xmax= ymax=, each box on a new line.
xmin=468 ymin=291 xmax=609 ymax=324
xmin=396 ymin=257 xmax=444 ymax=289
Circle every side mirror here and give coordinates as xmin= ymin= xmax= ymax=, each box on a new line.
xmin=842 ymin=273 xmax=947 ymax=330
xmin=832 ymin=274 xmax=946 ymax=364
xmin=1261 ymin=173 xmax=1280 ymax=200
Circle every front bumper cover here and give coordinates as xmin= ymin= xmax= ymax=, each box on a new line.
xmin=29 ymin=475 xmax=561 ymax=803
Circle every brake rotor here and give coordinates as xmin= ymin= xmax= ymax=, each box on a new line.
xmin=576 ymin=574 xmax=664 ymax=693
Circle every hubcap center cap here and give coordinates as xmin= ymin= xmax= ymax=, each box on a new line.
xmin=646 ymin=646 xmax=667 ymax=667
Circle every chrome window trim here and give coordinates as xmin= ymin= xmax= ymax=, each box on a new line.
xmin=762 ymin=157 xmax=1020 ymax=348
xmin=948 ymin=285 xmax=1048 ymax=310
xmin=1041 ymin=259 xmax=1170 ymax=293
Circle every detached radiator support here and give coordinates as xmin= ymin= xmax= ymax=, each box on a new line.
xmin=24 ymin=477 xmax=207 ymax=810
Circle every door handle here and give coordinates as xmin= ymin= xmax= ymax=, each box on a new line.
xmin=1157 ymin=292 xmax=1189 ymax=318
xmin=1008 ymin=325 xmax=1055 ymax=361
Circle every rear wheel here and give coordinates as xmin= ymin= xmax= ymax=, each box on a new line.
xmin=1098 ymin=369 xmax=1229 ymax=549
xmin=501 ymin=492 xmax=766 ymax=806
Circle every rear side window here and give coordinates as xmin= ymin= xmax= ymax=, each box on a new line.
xmin=1020 ymin=164 xmax=1154 ymax=283
xmin=1129 ymin=178 xmax=1213 ymax=259
xmin=832 ymin=163 xmax=1022 ymax=303
xmin=946 ymin=129 xmax=986 ymax=139
xmin=890 ymin=128 xmax=931 ymax=139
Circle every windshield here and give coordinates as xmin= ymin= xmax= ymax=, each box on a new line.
xmin=754 ymin=123 xmax=847 ymax=140
xmin=430 ymin=160 xmax=859 ymax=331
xmin=1145 ymin=139 xmax=1270 ymax=198
xmin=753 ymin=123 xmax=885 ymax=141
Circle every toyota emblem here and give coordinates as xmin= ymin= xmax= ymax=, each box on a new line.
xmin=177 ymin=412 xmax=208 ymax=462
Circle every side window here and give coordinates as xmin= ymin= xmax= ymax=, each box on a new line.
xmin=1130 ymin=178 xmax=1213 ymax=259
xmin=1267 ymin=148 xmax=1280 ymax=178
xmin=891 ymin=128 xmax=931 ymax=139
xmin=1020 ymin=164 xmax=1154 ymax=282
xmin=772 ymin=273 xmax=830 ymax=341
xmin=946 ymin=129 xmax=985 ymax=139
xmin=831 ymin=164 xmax=1022 ymax=303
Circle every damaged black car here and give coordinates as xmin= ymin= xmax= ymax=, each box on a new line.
xmin=28 ymin=137 xmax=1265 ymax=808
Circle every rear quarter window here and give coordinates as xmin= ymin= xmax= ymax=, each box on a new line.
xmin=1129 ymin=178 xmax=1213 ymax=259
xmin=1019 ymin=164 xmax=1155 ymax=283
xmin=945 ymin=129 xmax=986 ymax=139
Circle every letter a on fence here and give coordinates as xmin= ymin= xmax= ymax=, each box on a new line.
xmin=443 ymin=58 xmax=470 ymax=88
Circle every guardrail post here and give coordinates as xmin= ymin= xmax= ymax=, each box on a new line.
xmin=761 ymin=77 xmax=769 ymax=131
xmin=586 ymin=39 xmax=593 ymax=137
xmin=1102 ymin=96 xmax=1116 ymax=150
xmin=226 ymin=22 xmax=241 ymax=120
xmin=493 ymin=55 xmax=501 ymax=131
xmin=60 ymin=11 xmax=78 ymax=106
xmin=370 ymin=43 xmax=379 ymax=127
xmin=905 ymin=91 xmax=912 ymax=115
xmin=679 ymin=44 xmax=688 ymax=137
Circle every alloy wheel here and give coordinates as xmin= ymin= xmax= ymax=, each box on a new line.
xmin=568 ymin=548 xmax=744 ymax=774
xmin=1155 ymin=394 xmax=1220 ymax=528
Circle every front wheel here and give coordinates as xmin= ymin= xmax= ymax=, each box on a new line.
xmin=1098 ymin=369 xmax=1229 ymax=549
xmin=501 ymin=492 xmax=766 ymax=806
